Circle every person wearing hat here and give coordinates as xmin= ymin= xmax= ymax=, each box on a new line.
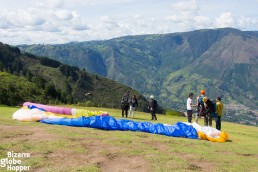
xmin=196 ymin=89 xmax=206 ymax=123
xmin=215 ymin=97 xmax=224 ymax=130
xmin=202 ymin=96 xmax=215 ymax=127
xmin=149 ymin=95 xmax=158 ymax=120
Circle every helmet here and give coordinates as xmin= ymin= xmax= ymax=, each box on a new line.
xmin=200 ymin=90 xmax=206 ymax=95
xmin=202 ymin=97 xmax=208 ymax=102
xmin=150 ymin=95 xmax=154 ymax=99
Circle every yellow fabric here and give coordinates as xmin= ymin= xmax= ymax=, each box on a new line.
xmin=46 ymin=109 xmax=105 ymax=118
xmin=74 ymin=109 xmax=105 ymax=117
xmin=197 ymin=131 xmax=228 ymax=142
xmin=216 ymin=101 xmax=224 ymax=116
xmin=45 ymin=112 xmax=74 ymax=118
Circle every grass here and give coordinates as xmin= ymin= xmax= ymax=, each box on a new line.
xmin=0 ymin=105 xmax=258 ymax=172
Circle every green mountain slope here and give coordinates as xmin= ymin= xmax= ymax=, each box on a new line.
xmin=0 ymin=42 xmax=149 ymax=110
xmin=18 ymin=28 xmax=258 ymax=126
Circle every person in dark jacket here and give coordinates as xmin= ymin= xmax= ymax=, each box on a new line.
xmin=202 ymin=96 xmax=215 ymax=126
xmin=121 ymin=92 xmax=130 ymax=118
xmin=129 ymin=95 xmax=138 ymax=118
xmin=149 ymin=95 xmax=157 ymax=120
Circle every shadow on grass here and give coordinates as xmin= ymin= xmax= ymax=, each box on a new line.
xmin=118 ymin=117 xmax=148 ymax=121
xmin=127 ymin=117 xmax=148 ymax=121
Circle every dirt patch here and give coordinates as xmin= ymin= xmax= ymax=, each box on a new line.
xmin=237 ymin=153 xmax=255 ymax=157
xmin=187 ymin=164 xmax=202 ymax=171
xmin=0 ymin=125 xmax=58 ymax=143
xmin=84 ymin=141 xmax=150 ymax=172
xmin=171 ymin=152 xmax=217 ymax=172
xmin=45 ymin=140 xmax=151 ymax=172
xmin=142 ymin=140 xmax=168 ymax=152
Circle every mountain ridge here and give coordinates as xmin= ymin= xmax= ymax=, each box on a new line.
xmin=18 ymin=28 xmax=258 ymax=126
xmin=0 ymin=42 xmax=149 ymax=111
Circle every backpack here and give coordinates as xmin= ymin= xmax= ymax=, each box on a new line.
xmin=206 ymin=99 xmax=215 ymax=113
xmin=153 ymin=100 xmax=158 ymax=109
xmin=197 ymin=96 xmax=204 ymax=111
xmin=198 ymin=96 xmax=203 ymax=106
xmin=210 ymin=101 xmax=216 ymax=113
xmin=122 ymin=95 xmax=129 ymax=105
xmin=130 ymin=98 xmax=138 ymax=107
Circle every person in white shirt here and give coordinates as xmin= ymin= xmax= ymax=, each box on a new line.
xmin=186 ymin=93 xmax=196 ymax=123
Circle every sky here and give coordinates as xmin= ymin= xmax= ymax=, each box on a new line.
xmin=0 ymin=0 xmax=258 ymax=45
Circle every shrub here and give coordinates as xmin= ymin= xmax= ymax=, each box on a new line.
xmin=165 ymin=109 xmax=180 ymax=116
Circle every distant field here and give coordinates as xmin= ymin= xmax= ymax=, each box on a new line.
xmin=0 ymin=105 xmax=257 ymax=172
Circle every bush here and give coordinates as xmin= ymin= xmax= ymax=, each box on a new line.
xmin=85 ymin=101 xmax=95 ymax=107
xmin=77 ymin=101 xmax=95 ymax=107
xmin=165 ymin=109 xmax=180 ymax=116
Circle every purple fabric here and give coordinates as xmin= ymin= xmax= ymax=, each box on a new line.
xmin=23 ymin=102 xmax=72 ymax=115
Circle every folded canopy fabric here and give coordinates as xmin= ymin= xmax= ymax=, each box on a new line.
xmin=23 ymin=102 xmax=109 ymax=117
xmin=23 ymin=102 xmax=72 ymax=115
xmin=40 ymin=116 xmax=198 ymax=139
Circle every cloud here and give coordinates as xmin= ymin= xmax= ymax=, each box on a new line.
xmin=0 ymin=7 xmax=89 ymax=44
xmin=215 ymin=12 xmax=235 ymax=28
xmin=0 ymin=16 xmax=12 ymax=29
xmin=171 ymin=0 xmax=199 ymax=11
xmin=193 ymin=16 xmax=212 ymax=29
xmin=35 ymin=0 xmax=64 ymax=9
xmin=237 ymin=16 xmax=257 ymax=28
xmin=0 ymin=0 xmax=257 ymax=45
xmin=0 ymin=1 xmax=86 ymax=34
xmin=100 ymin=16 xmax=120 ymax=28
xmin=55 ymin=9 xmax=73 ymax=20
xmin=71 ymin=18 xmax=89 ymax=31
xmin=166 ymin=0 xmax=200 ymax=25
xmin=0 ymin=9 xmax=46 ymax=28
xmin=72 ymin=24 xmax=88 ymax=31
xmin=165 ymin=0 xmax=258 ymax=32
xmin=214 ymin=12 xmax=257 ymax=29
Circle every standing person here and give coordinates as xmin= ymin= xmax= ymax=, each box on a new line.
xmin=129 ymin=95 xmax=138 ymax=118
xmin=215 ymin=97 xmax=224 ymax=130
xmin=186 ymin=93 xmax=196 ymax=123
xmin=196 ymin=90 xmax=206 ymax=123
xmin=149 ymin=95 xmax=157 ymax=120
xmin=202 ymin=97 xmax=215 ymax=127
xmin=121 ymin=92 xmax=130 ymax=118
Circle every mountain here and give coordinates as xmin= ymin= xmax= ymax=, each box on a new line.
xmin=18 ymin=28 xmax=258 ymax=126
xmin=0 ymin=42 xmax=149 ymax=111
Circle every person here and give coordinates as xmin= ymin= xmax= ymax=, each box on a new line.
xmin=202 ymin=96 xmax=215 ymax=127
xmin=186 ymin=93 xmax=196 ymax=123
xmin=215 ymin=97 xmax=224 ymax=130
xmin=196 ymin=90 xmax=206 ymax=123
xmin=149 ymin=95 xmax=157 ymax=120
xmin=129 ymin=95 xmax=138 ymax=118
xmin=121 ymin=92 xmax=130 ymax=118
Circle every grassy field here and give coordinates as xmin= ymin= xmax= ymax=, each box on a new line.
xmin=0 ymin=105 xmax=257 ymax=172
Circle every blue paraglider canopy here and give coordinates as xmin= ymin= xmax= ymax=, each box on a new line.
xmin=40 ymin=116 xmax=198 ymax=139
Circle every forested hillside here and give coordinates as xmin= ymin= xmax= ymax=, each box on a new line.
xmin=18 ymin=28 xmax=258 ymax=126
xmin=0 ymin=42 xmax=149 ymax=110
